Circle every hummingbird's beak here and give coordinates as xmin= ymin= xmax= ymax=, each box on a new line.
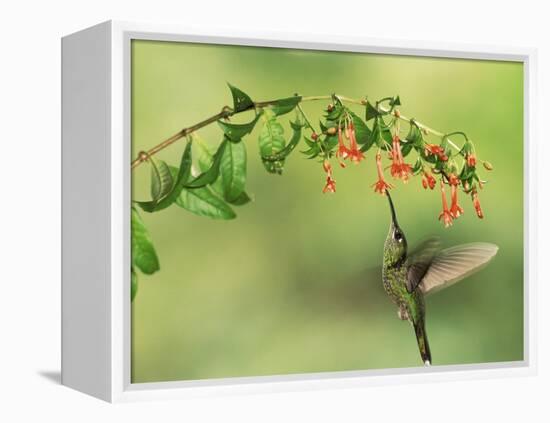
xmin=386 ymin=192 xmax=398 ymax=227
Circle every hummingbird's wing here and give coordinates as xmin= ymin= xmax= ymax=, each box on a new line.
xmin=419 ymin=243 xmax=499 ymax=295
xmin=406 ymin=237 xmax=441 ymax=293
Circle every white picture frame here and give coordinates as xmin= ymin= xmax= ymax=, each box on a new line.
xmin=61 ymin=20 xmax=537 ymax=403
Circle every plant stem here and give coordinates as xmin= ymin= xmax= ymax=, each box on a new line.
xmin=377 ymin=106 xmax=462 ymax=153
xmin=296 ymin=103 xmax=316 ymax=134
xmin=131 ymin=94 xmax=463 ymax=169
xmin=132 ymin=109 xmax=230 ymax=169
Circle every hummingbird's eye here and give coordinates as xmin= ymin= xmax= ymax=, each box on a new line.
xmin=394 ymin=231 xmax=403 ymax=242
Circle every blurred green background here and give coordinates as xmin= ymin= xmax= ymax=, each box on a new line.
xmin=131 ymin=40 xmax=523 ymax=383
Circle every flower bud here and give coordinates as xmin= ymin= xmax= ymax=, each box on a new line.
xmin=326 ymin=127 xmax=337 ymax=135
xmin=472 ymin=190 xmax=484 ymax=219
xmin=483 ymin=161 xmax=493 ymax=171
xmin=311 ymin=132 xmax=318 ymax=141
xmin=465 ymin=153 xmax=477 ymax=167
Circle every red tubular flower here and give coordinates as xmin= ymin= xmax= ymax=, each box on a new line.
xmin=372 ymin=153 xmax=393 ymax=195
xmin=336 ymin=126 xmax=350 ymax=163
xmin=438 ymin=180 xmax=453 ymax=228
xmin=323 ymin=159 xmax=331 ymax=174
xmin=347 ymin=122 xmax=365 ymax=164
xmin=399 ymin=162 xmax=412 ymax=182
xmin=389 ymin=135 xmax=401 ymax=177
xmin=323 ymin=176 xmax=336 ymax=193
xmin=449 ymin=184 xmax=464 ymax=218
xmin=322 ymin=159 xmax=336 ymax=193
xmin=389 ymin=135 xmax=412 ymax=182
xmin=421 ymin=170 xmax=436 ymax=190
xmin=425 ymin=143 xmax=448 ymax=161
xmin=472 ymin=189 xmax=483 ymax=218
xmin=466 ymin=153 xmax=477 ymax=167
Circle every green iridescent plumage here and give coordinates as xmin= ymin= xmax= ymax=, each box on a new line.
xmin=380 ymin=192 xmax=498 ymax=366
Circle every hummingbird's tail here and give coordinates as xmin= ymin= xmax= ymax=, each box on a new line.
xmin=413 ymin=320 xmax=432 ymax=366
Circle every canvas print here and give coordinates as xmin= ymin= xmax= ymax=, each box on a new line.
xmin=130 ymin=40 xmax=523 ymax=383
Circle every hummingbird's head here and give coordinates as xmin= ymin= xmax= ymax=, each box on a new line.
xmin=384 ymin=192 xmax=408 ymax=266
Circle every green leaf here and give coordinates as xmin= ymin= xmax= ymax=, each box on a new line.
xmin=149 ymin=157 xmax=173 ymax=203
xmin=440 ymin=137 xmax=453 ymax=158
xmin=365 ymin=117 xmax=392 ymax=151
xmin=460 ymin=140 xmax=474 ymax=155
xmin=405 ymin=121 xmax=424 ymax=147
xmin=368 ymin=117 xmax=383 ymax=149
xmin=421 ymin=149 xmax=438 ymax=164
xmin=350 ymin=111 xmax=372 ymax=149
xmin=228 ymin=83 xmax=254 ymax=112
xmin=402 ymin=122 xmax=423 ymax=157
xmin=300 ymin=138 xmax=322 ymax=159
xmin=137 ymin=142 xmax=193 ymax=213
xmin=194 ymin=136 xmax=222 ymax=193
xmin=325 ymin=103 xmax=344 ymax=121
xmin=131 ymin=268 xmax=138 ymax=302
xmin=195 ymin=136 xmax=216 ymax=173
xmin=412 ymin=157 xmax=423 ymax=174
xmin=218 ymin=113 xmax=261 ymax=142
xmin=186 ymin=138 xmax=227 ymax=188
xmin=258 ymin=110 xmax=286 ymax=174
xmin=365 ymin=101 xmax=380 ymax=121
xmin=195 ymin=137 xmax=252 ymax=203
xmin=131 ymin=207 xmax=159 ymax=274
xmin=323 ymin=134 xmax=338 ymax=152
xmin=269 ymin=96 xmax=302 ymax=116
xmin=303 ymin=137 xmax=317 ymax=148
xmin=389 ymin=95 xmax=401 ymax=107
xmin=220 ymin=141 xmax=247 ymax=202
xmin=261 ymin=120 xmax=303 ymax=162
xmin=460 ymin=164 xmax=476 ymax=181
xmin=401 ymin=141 xmax=414 ymax=157
xmin=380 ymin=119 xmax=393 ymax=144
xmin=176 ymin=186 xmax=236 ymax=220
xmin=227 ymin=191 xmax=252 ymax=206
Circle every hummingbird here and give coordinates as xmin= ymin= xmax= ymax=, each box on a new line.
xmin=382 ymin=192 xmax=498 ymax=366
